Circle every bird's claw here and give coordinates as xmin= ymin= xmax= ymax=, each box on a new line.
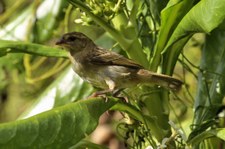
xmin=88 ymin=91 xmax=109 ymax=102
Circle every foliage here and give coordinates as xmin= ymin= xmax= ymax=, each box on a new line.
xmin=0 ymin=0 xmax=225 ymax=148
xmin=0 ymin=98 xmax=117 ymax=148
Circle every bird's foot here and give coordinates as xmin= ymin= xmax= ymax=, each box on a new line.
xmin=115 ymin=96 xmax=129 ymax=103
xmin=88 ymin=90 xmax=111 ymax=102
xmin=88 ymin=89 xmax=124 ymax=102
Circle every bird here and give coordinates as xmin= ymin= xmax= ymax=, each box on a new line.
xmin=56 ymin=32 xmax=182 ymax=94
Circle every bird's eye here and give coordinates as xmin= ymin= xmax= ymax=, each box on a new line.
xmin=67 ymin=36 xmax=76 ymax=42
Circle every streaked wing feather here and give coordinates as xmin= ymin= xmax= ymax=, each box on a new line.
xmin=88 ymin=48 xmax=143 ymax=69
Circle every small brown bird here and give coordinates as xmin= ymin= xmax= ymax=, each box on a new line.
xmin=56 ymin=32 xmax=182 ymax=94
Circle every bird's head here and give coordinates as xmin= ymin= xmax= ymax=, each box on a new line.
xmin=56 ymin=32 xmax=94 ymax=52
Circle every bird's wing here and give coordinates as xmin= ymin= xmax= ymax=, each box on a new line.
xmin=88 ymin=48 xmax=143 ymax=69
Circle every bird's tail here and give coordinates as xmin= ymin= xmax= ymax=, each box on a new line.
xmin=137 ymin=69 xmax=183 ymax=91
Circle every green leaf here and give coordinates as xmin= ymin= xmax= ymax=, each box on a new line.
xmin=187 ymin=128 xmax=225 ymax=145
xmin=188 ymin=119 xmax=216 ymax=142
xmin=151 ymin=0 xmax=194 ymax=70
xmin=168 ymin=0 xmax=225 ymax=45
xmin=0 ymin=98 xmax=118 ymax=148
xmin=71 ymin=140 xmax=108 ymax=149
xmin=194 ymin=30 xmax=225 ymax=124
xmin=0 ymin=40 xmax=68 ymax=58
xmin=162 ymin=35 xmax=192 ymax=74
xmin=216 ymin=128 xmax=225 ymax=140
xmin=33 ymin=0 xmax=68 ymax=42
xmin=111 ymin=100 xmax=166 ymax=142
xmin=163 ymin=0 xmax=225 ymax=74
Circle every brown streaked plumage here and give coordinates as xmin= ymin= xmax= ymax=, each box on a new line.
xmin=56 ymin=32 xmax=183 ymax=92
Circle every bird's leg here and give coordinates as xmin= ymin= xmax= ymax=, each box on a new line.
xmin=105 ymin=78 xmax=116 ymax=91
xmin=112 ymin=89 xmax=123 ymax=97
xmin=101 ymin=78 xmax=116 ymax=102
xmin=90 ymin=88 xmax=123 ymax=97
xmin=90 ymin=89 xmax=112 ymax=97
xmin=89 ymin=78 xmax=116 ymax=101
xmin=89 ymin=79 xmax=128 ymax=102
xmin=104 ymin=78 xmax=128 ymax=102
xmin=112 ymin=89 xmax=129 ymax=102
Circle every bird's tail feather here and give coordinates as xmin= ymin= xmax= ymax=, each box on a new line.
xmin=137 ymin=69 xmax=183 ymax=91
xmin=151 ymin=74 xmax=183 ymax=90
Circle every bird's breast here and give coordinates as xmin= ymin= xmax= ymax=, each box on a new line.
xmin=69 ymin=54 xmax=108 ymax=88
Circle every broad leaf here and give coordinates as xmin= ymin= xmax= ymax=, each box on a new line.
xmin=0 ymin=98 xmax=118 ymax=148
xmin=71 ymin=140 xmax=108 ymax=149
xmin=188 ymin=128 xmax=225 ymax=145
xmin=163 ymin=0 xmax=225 ymax=74
xmin=33 ymin=0 xmax=68 ymax=42
xmin=151 ymin=0 xmax=194 ymax=70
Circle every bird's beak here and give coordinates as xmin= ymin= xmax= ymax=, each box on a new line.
xmin=55 ymin=38 xmax=65 ymax=45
